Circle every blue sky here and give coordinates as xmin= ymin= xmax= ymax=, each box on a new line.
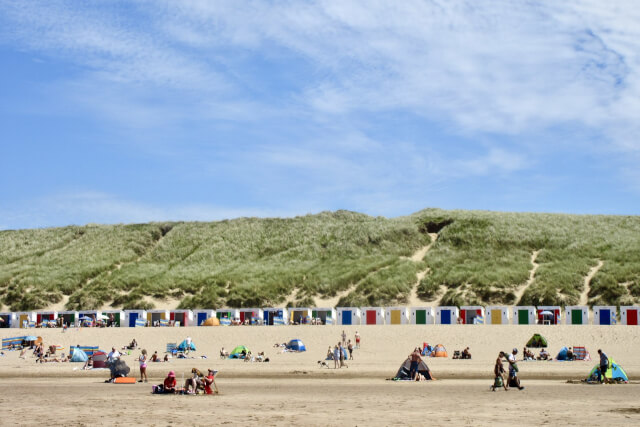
xmin=1 ymin=1 xmax=639 ymax=229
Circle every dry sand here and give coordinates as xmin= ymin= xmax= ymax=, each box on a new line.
xmin=1 ymin=325 xmax=639 ymax=426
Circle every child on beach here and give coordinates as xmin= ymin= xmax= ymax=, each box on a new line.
xmin=138 ymin=349 xmax=148 ymax=383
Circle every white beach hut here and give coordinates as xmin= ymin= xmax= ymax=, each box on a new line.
xmin=336 ymin=307 xmax=361 ymax=326
xmin=593 ymin=306 xmax=617 ymax=325
xmin=360 ymin=307 xmax=385 ymax=325
xmin=289 ymin=308 xmax=312 ymax=325
xmin=620 ymin=306 xmax=639 ymax=325
xmin=124 ymin=310 xmax=148 ymax=327
xmin=460 ymin=306 xmax=485 ymax=324
xmin=385 ymin=307 xmax=409 ymax=325
xmin=310 ymin=308 xmax=336 ymax=325
xmin=169 ymin=309 xmax=194 ymax=327
xmin=410 ymin=307 xmax=434 ymax=325
xmin=485 ymin=306 xmax=510 ymax=325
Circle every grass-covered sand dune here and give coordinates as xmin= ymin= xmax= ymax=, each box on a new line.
xmin=1 ymin=209 xmax=639 ymax=311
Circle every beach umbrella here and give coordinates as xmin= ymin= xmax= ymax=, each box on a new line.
xmin=24 ymin=336 xmax=38 ymax=341
xmin=540 ymin=311 xmax=553 ymax=316
xmin=79 ymin=316 xmax=93 ymax=320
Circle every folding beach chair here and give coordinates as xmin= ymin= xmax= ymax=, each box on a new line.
xmin=166 ymin=343 xmax=177 ymax=355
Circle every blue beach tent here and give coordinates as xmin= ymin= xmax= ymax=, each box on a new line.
xmin=71 ymin=347 xmax=89 ymax=363
xmin=286 ymin=339 xmax=306 ymax=352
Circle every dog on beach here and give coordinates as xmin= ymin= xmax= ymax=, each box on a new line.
xmin=317 ymin=360 xmax=329 ymax=368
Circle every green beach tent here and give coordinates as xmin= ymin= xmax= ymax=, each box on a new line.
xmin=526 ymin=333 xmax=548 ymax=348
xmin=588 ymin=358 xmax=629 ymax=382
xmin=229 ymin=345 xmax=250 ymax=359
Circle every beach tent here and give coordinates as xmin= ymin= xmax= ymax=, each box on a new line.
xmin=410 ymin=307 xmax=434 ymax=325
xmin=286 ymin=339 xmax=306 ymax=352
xmin=177 ymin=339 xmax=196 ymax=352
xmin=71 ymin=347 xmax=89 ymax=363
xmin=432 ymin=344 xmax=448 ymax=357
xmin=92 ymin=351 xmax=108 ymax=368
xmin=556 ymin=347 xmax=570 ymax=361
xmin=526 ymin=334 xmax=548 ymax=348
xmin=587 ymin=359 xmax=629 ymax=382
xmin=109 ymin=359 xmax=131 ymax=378
xmin=593 ymin=306 xmax=617 ymax=325
xmin=229 ymin=345 xmax=250 ymax=359
xmin=565 ymin=306 xmax=589 ymax=325
xmin=393 ymin=358 xmax=433 ymax=380
xmin=202 ymin=317 xmax=220 ymax=326
xmin=620 ymin=306 xmax=639 ymax=325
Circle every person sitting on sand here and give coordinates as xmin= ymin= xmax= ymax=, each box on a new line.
xmin=163 ymin=354 xmax=169 ymax=362
xmin=185 ymin=368 xmax=204 ymax=394
xmin=150 ymin=351 xmax=159 ymax=362
xmin=159 ymin=371 xmax=177 ymax=394
xmin=567 ymin=347 xmax=575 ymax=361
xmin=83 ymin=356 xmax=93 ymax=370
xmin=538 ymin=348 xmax=550 ymax=361
xmin=203 ymin=369 xmax=217 ymax=394
xmin=461 ymin=347 xmax=471 ymax=359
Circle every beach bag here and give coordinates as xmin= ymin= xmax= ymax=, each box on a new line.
xmin=493 ymin=376 xmax=503 ymax=388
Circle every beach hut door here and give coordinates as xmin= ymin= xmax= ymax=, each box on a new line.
xmin=518 ymin=310 xmax=529 ymax=325
xmin=342 ymin=311 xmax=352 ymax=325
xmin=628 ymin=309 xmax=638 ymax=325
xmin=129 ymin=313 xmax=138 ymax=327
xmin=415 ymin=310 xmax=426 ymax=325
xmin=600 ymin=309 xmax=610 ymax=325
xmin=197 ymin=312 xmax=207 ymax=326
xmin=571 ymin=310 xmax=582 ymax=324
xmin=366 ymin=310 xmax=376 ymax=324
xmin=441 ymin=310 xmax=451 ymax=324
xmin=491 ymin=309 xmax=502 ymax=324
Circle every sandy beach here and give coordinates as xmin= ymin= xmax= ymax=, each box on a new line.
xmin=2 ymin=325 xmax=639 ymax=426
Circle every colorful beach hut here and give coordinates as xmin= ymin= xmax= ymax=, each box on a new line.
xmin=460 ymin=306 xmax=485 ymax=324
xmin=57 ymin=311 xmax=78 ymax=327
xmin=238 ymin=308 xmax=263 ymax=325
xmin=193 ymin=309 xmax=216 ymax=326
xmin=593 ymin=306 xmax=617 ymax=325
xmin=410 ymin=307 xmax=434 ymax=325
xmin=565 ymin=306 xmax=589 ymax=325
xmin=289 ymin=308 xmax=312 ymax=325
xmin=263 ymin=308 xmax=288 ymax=325
xmin=15 ymin=312 xmax=36 ymax=328
xmin=169 ymin=309 xmax=194 ymax=327
xmin=101 ymin=310 xmax=125 ymax=327
xmin=125 ymin=310 xmax=148 ymax=328
xmin=36 ymin=311 xmax=58 ymax=325
xmin=485 ymin=306 xmax=509 ymax=325
xmin=435 ymin=307 xmax=459 ymax=325
xmin=512 ymin=306 xmax=536 ymax=325
xmin=620 ymin=306 xmax=639 ymax=325
xmin=146 ymin=309 xmax=169 ymax=326
xmin=385 ymin=307 xmax=409 ymax=325
xmin=311 ymin=308 xmax=336 ymax=325
xmin=78 ymin=310 xmax=102 ymax=326
xmin=537 ymin=306 xmax=561 ymax=325
xmin=361 ymin=307 xmax=385 ymax=325
xmin=336 ymin=308 xmax=361 ymax=326
xmin=216 ymin=309 xmax=240 ymax=324
xmin=0 ymin=312 xmax=15 ymax=328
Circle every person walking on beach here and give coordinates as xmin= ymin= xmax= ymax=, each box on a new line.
xmin=138 ymin=349 xmax=148 ymax=383
xmin=493 ymin=352 xmax=508 ymax=391
xmin=507 ymin=348 xmax=524 ymax=390
xmin=347 ymin=340 xmax=354 ymax=360
xmin=341 ymin=330 xmax=347 ymax=346
xmin=597 ymin=349 xmax=610 ymax=384
xmin=355 ymin=331 xmax=361 ymax=349
xmin=333 ymin=345 xmax=340 ymax=369
xmin=339 ymin=343 xmax=348 ymax=368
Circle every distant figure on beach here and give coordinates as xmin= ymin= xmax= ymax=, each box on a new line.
xmin=138 ymin=349 xmax=148 ymax=383
xmin=507 ymin=348 xmax=524 ymax=390
xmin=347 ymin=340 xmax=354 ymax=360
xmin=493 ymin=352 xmax=508 ymax=391
xmin=355 ymin=331 xmax=360 ymax=349
xmin=461 ymin=347 xmax=471 ymax=359
xmin=597 ymin=349 xmax=609 ymax=384
xmin=107 ymin=347 xmax=120 ymax=363
xmin=158 ymin=371 xmax=176 ymax=394
xmin=339 ymin=343 xmax=347 ymax=368
xmin=150 ymin=351 xmax=159 ymax=362
xmin=341 ymin=330 xmax=346 ymax=346
xmin=537 ymin=348 xmax=549 ymax=360
xmin=333 ymin=345 xmax=340 ymax=369
xmin=409 ymin=348 xmax=423 ymax=381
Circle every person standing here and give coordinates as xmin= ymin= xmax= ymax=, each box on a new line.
xmin=507 ymin=348 xmax=524 ymax=390
xmin=347 ymin=340 xmax=354 ymax=360
xmin=355 ymin=331 xmax=361 ymax=349
xmin=409 ymin=348 xmax=423 ymax=381
xmin=493 ymin=352 xmax=508 ymax=391
xmin=138 ymin=349 xmax=148 ymax=383
xmin=597 ymin=349 xmax=609 ymax=384
xmin=339 ymin=343 xmax=347 ymax=368
xmin=107 ymin=347 xmax=121 ymax=363
xmin=333 ymin=345 xmax=340 ymax=369
xmin=341 ymin=330 xmax=347 ymax=346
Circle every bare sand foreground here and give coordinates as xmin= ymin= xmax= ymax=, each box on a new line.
xmin=1 ymin=325 xmax=639 ymax=426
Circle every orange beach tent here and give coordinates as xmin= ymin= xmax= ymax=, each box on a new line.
xmin=433 ymin=344 xmax=448 ymax=357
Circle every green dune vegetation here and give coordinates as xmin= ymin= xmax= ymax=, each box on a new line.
xmin=0 ymin=209 xmax=639 ymax=311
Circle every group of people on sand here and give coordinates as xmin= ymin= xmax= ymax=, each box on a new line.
xmin=154 ymin=368 xmax=218 ymax=395
xmin=493 ymin=349 xmax=525 ymax=391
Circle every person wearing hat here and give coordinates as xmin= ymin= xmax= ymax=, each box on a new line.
xmin=161 ymin=371 xmax=177 ymax=394
xmin=507 ymin=348 xmax=524 ymax=390
xmin=203 ymin=369 xmax=218 ymax=395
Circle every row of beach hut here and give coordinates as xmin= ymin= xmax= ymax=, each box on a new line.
xmin=1 ymin=305 xmax=639 ymax=328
